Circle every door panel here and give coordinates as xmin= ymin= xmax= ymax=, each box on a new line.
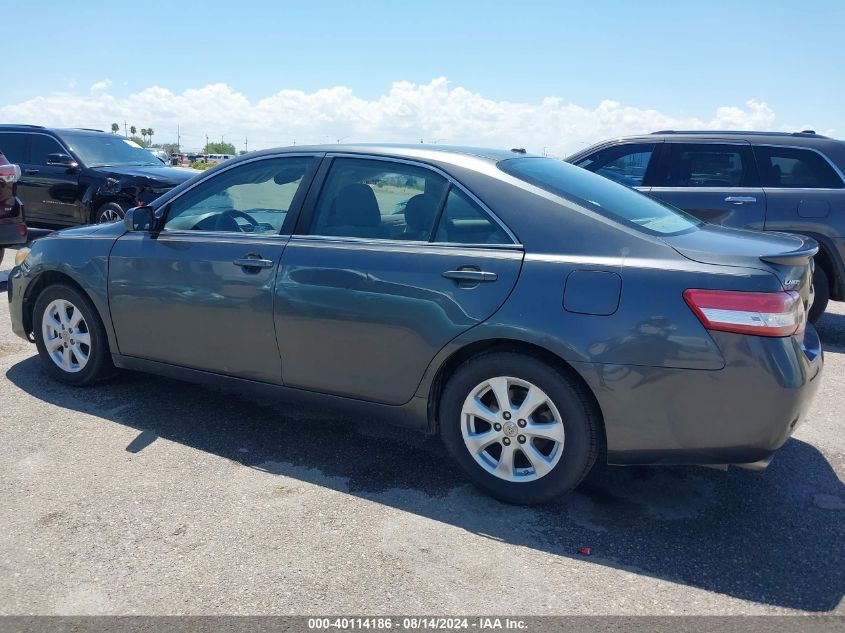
xmin=21 ymin=134 xmax=81 ymax=225
xmin=648 ymin=142 xmax=766 ymax=230
xmin=109 ymin=232 xmax=288 ymax=382
xmin=275 ymin=238 xmax=523 ymax=404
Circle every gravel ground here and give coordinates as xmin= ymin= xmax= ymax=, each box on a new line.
xmin=0 ymin=246 xmax=842 ymax=615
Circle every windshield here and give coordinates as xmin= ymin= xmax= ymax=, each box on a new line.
xmin=499 ymin=157 xmax=702 ymax=236
xmin=59 ymin=133 xmax=163 ymax=168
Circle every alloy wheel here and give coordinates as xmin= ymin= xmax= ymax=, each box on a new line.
xmin=41 ymin=299 xmax=91 ymax=373
xmin=460 ymin=376 xmax=565 ymax=482
xmin=99 ymin=207 xmax=123 ymax=223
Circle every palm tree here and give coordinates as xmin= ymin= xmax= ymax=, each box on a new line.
xmin=147 ymin=128 xmax=154 ymax=146
xmin=140 ymin=128 xmax=148 ymax=144
xmin=130 ymin=125 xmax=136 ymax=137
xmin=111 ymin=123 xmax=119 ymax=134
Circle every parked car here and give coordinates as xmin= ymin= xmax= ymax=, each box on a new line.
xmin=0 ymin=125 xmax=196 ymax=226
xmin=206 ymin=153 xmax=233 ymax=164
xmin=7 ymin=145 xmax=822 ymax=504
xmin=146 ymin=147 xmax=170 ymax=164
xmin=567 ymin=130 xmax=845 ymax=321
xmin=0 ymin=149 xmax=26 ymax=262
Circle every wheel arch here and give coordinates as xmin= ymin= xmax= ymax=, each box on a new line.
xmin=426 ymin=338 xmax=606 ymax=450
xmin=22 ymin=270 xmax=101 ymax=338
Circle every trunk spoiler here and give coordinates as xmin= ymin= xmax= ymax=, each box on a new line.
xmin=760 ymin=235 xmax=819 ymax=266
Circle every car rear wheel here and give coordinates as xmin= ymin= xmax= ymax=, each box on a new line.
xmin=809 ymin=266 xmax=829 ymax=323
xmin=33 ymin=284 xmax=115 ymax=386
xmin=94 ymin=202 xmax=125 ymax=224
xmin=439 ymin=351 xmax=600 ymax=505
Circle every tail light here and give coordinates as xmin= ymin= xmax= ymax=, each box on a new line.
xmin=0 ymin=163 xmax=21 ymax=183
xmin=684 ymin=289 xmax=805 ymax=337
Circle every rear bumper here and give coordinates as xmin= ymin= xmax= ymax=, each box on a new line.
xmin=0 ymin=219 xmax=26 ymax=247
xmin=574 ymin=325 xmax=823 ymax=466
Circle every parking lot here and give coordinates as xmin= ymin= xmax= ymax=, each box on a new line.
xmin=0 ymin=245 xmax=843 ymax=615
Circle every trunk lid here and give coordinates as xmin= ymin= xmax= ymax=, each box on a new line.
xmin=661 ymin=224 xmax=818 ymax=318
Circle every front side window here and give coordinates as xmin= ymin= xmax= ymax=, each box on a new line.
xmin=653 ymin=143 xmax=757 ymax=188
xmin=574 ymin=143 xmax=657 ymax=187
xmin=31 ymin=135 xmax=66 ymax=166
xmin=310 ymin=158 xmax=448 ymax=240
xmin=499 ymin=157 xmax=702 ymax=236
xmin=164 ymin=157 xmax=313 ymax=233
xmin=753 ymin=146 xmax=844 ymax=189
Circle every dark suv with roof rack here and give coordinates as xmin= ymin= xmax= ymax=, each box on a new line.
xmin=0 ymin=125 xmax=196 ymax=227
xmin=567 ymin=130 xmax=845 ymax=321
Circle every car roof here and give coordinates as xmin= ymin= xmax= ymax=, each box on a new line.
xmin=603 ymin=130 xmax=841 ymax=147
xmin=244 ymin=143 xmax=538 ymax=164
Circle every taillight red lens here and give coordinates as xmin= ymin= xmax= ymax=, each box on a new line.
xmin=0 ymin=164 xmax=21 ymax=183
xmin=684 ymin=289 xmax=804 ymax=337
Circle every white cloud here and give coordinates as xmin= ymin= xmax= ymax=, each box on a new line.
xmin=0 ymin=77 xmax=808 ymax=155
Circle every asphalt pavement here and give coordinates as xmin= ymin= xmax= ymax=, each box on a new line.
xmin=0 ymin=247 xmax=843 ymax=615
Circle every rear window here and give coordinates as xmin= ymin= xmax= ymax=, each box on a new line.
xmin=499 ymin=157 xmax=702 ymax=236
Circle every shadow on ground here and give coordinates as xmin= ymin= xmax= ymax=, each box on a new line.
xmin=6 ymin=352 xmax=844 ymax=612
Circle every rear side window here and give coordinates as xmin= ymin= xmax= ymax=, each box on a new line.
xmin=653 ymin=143 xmax=758 ymax=188
xmin=499 ymin=157 xmax=702 ymax=236
xmin=753 ymin=146 xmax=844 ymax=189
xmin=434 ymin=188 xmax=512 ymax=244
xmin=574 ymin=143 xmax=657 ymax=187
xmin=0 ymin=133 xmax=29 ymax=164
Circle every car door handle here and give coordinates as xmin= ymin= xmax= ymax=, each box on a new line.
xmin=233 ymin=256 xmax=274 ymax=269
xmin=442 ymin=269 xmax=498 ymax=283
xmin=725 ymin=196 xmax=756 ymax=203
xmin=24 ymin=168 xmax=39 ymax=176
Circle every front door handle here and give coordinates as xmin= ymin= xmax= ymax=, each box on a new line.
xmin=233 ymin=255 xmax=274 ymax=269
xmin=443 ymin=269 xmax=498 ymax=283
xmin=24 ymin=168 xmax=39 ymax=176
xmin=725 ymin=196 xmax=756 ymax=203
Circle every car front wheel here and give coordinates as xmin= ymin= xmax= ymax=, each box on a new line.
xmin=33 ymin=284 xmax=115 ymax=386
xmin=439 ymin=351 xmax=600 ymax=505
xmin=94 ymin=202 xmax=125 ymax=224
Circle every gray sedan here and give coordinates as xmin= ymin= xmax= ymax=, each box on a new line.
xmin=6 ymin=145 xmax=823 ymax=504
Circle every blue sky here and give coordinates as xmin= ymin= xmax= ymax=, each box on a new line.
xmin=4 ymin=1 xmax=843 ymax=152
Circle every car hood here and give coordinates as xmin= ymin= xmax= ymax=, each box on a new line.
xmin=89 ymin=165 xmax=198 ymax=186
xmin=48 ymin=221 xmax=127 ymax=240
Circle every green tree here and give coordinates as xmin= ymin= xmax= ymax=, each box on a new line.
xmin=130 ymin=125 xmax=137 ymax=137
xmin=111 ymin=123 xmax=119 ymax=134
xmin=140 ymin=128 xmax=148 ymax=143
xmin=161 ymin=143 xmax=180 ymax=155
xmin=204 ymin=141 xmax=236 ymax=155
xmin=129 ymin=136 xmax=148 ymax=147
xmin=147 ymin=128 xmax=154 ymax=145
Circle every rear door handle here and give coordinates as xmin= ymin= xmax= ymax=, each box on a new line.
xmin=442 ymin=269 xmax=498 ymax=283
xmin=725 ymin=196 xmax=756 ymax=203
xmin=233 ymin=255 xmax=274 ymax=269
xmin=24 ymin=168 xmax=39 ymax=176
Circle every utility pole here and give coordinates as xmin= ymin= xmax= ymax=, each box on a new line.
xmin=244 ymin=137 xmax=248 ymax=153
xmin=205 ymin=133 xmax=209 ymax=153
xmin=177 ymin=125 xmax=181 ymax=152
xmin=124 ymin=121 xmax=127 ymax=137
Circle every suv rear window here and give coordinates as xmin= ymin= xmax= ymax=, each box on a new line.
xmin=753 ymin=146 xmax=844 ymax=189
xmin=500 ymin=157 xmax=701 ymax=236
xmin=653 ymin=143 xmax=758 ymax=188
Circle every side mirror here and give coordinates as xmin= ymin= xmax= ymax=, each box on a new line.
xmin=46 ymin=153 xmax=79 ymax=169
xmin=124 ymin=206 xmax=154 ymax=232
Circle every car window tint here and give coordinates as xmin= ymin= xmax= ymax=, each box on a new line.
xmin=655 ymin=143 xmax=756 ymax=188
xmin=753 ymin=146 xmax=843 ymax=189
xmin=164 ymin=157 xmax=313 ymax=233
xmin=499 ymin=157 xmax=702 ymax=236
xmin=310 ymin=158 xmax=448 ymax=241
xmin=434 ymin=188 xmax=512 ymax=244
xmin=574 ymin=143 xmax=657 ymax=187
xmin=0 ymin=133 xmax=30 ymax=164
xmin=31 ymin=135 xmax=66 ymax=166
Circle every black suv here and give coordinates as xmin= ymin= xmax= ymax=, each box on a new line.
xmin=0 ymin=125 xmax=196 ymax=227
xmin=567 ymin=131 xmax=845 ymax=320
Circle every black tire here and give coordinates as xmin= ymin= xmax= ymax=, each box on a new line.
xmin=92 ymin=202 xmax=125 ymax=225
xmin=809 ymin=266 xmax=830 ymax=323
xmin=33 ymin=283 xmax=115 ymax=386
xmin=439 ymin=351 xmax=600 ymax=505
xmin=0 ymin=247 xmax=5 ymax=263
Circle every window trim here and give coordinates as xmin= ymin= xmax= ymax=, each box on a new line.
xmin=751 ymin=143 xmax=845 ymax=191
xmin=296 ymin=153 xmax=521 ymax=249
xmin=573 ymin=141 xmax=662 ymax=188
xmin=0 ymin=131 xmax=75 ymax=165
xmin=156 ymin=152 xmax=323 ymax=236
